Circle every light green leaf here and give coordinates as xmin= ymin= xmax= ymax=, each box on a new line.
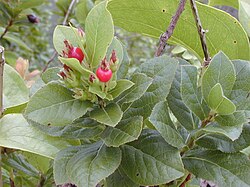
xmin=215 ymin=111 xmax=247 ymax=126
xmin=107 ymin=0 xmax=250 ymax=60
xmin=90 ymin=103 xmax=123 ymax=127
xmin=121 ymin=129 xmax=185 ymax=185
xmin=109 ymin=79 xmax=134 ymax=99
xmin=25 ymin=82 xmax=92 ymax=126
xmin=239 ymin=0 xmax=250 ymax=37
xmin=107 ymin=37 xmax=124 ymax=63
xmin=183 ymin=150 xmax=250 ymax=187
xmin=149 ymin=101 xmax=185 ymax=149
xmin=117 ymin=73 xmax=153 ymax=104
xmin=209 ymin=0 xmax=239 ymax=9
xmin=59 ymin=57 xmax=93 ymax=78
xmin=208 ymin=83 xmax=236 ymax=115
xmin=86 ymin=1 xmax=114 ymax=68
xmin=106 ymin=168 xmax=140 ymax=187
xmin=101 ymin=116 xmax=143 ymax=147
xmin=124 ymin=56 xmax=178 ymax=118
xmin=202 ymin=51 xmax=236 ymax=101
xmin=181 ymin=65 xmax=209 ymax=119
xmin=41 ymin=67 xmax=60 ymax=84
xmin=230 ymin=60 xmax=250 ymax=110
xmin=89 ymin=84 xmax=106 ymax=99
xmin=0 ymin=114 xmax=75 ymax=159
xmin=17 ymin=0 xmax=44 ymax=9
xmin=53 ymin=25 xmax=79 ymax=55
xmin=196 ymin=124 xmax=250 ymax=153
xmin=117 ymin=44 xmax=130 ymax=79
xmin=167 ymin=60 xmax=199 ymax=131
xmin=3 ymin=64 xmax=29 ymax=110
xmin=66 ymin=142 xmax=121 ymax=187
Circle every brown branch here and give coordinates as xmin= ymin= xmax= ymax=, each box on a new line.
xmin=189 ymin=0 xmax=211 ymax=66
xmin=0 ymin=46 xmax=5 ymax=117
xmin=42 ymin=0 xmax=77 ymax=73
xmin=0 ymin=19 xmax=13 ymax=40
xmin=155 ymin=0 xmax=187 ymax=57
xmin=180 ymin=173 xmax=192 ymax=187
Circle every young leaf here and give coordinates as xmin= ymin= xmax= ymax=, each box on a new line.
xmin=183 ymin=150 xmax=250 ymax=187
xmin=202 ymin=51 xmax=236 ymax=101
xmin=0 ymin=114 xmax=75 ymax=159
xmin=85 ymin=1 xmax=114 ymax=68
xmin=181 ymin=65 xmax=209 ymax=119
xmin=149 ymin=101 xmax=185 ymax=149
xmin=109 ymin=79 xmax=134 ymax=99
xmin=117 ymin=73 xmax=153 ymax=104
xmin=101 ymin=116 xmax=143 ymax=147
xmin=90 ymin=103 xmax=123 ymax=127
xmin=167 ymin=60 xmax=199 ymax=131
xmin=107 ymin=1 xmax=250 ymax=60
xmin=208 ymin=83 xmax=236 ymax=115
xmin=66 ymin=142 xmax=121 ymax=187
xmin=25 ymin=82 xmax=92 ymax=126
xmin=120 ymin=129 xmax=185 ymax=185
xmin=124 ymin=56 xmax=178 ymax=118
xmin=53 ymin=25 xmax=79 ymax=55
xmin=41 ymin=67 xmax=60 ymax=84
xmin=3 ymin=64 xmax=29 ymax=110
xmin=107 ymin=37 xmax=124 ymax=63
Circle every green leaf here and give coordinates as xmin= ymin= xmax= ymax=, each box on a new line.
xmin=89 ymin=84 xmax=106 ymax=99
xmin=101 ymin=116 xmax=143 ymax=147
xmin=53 ymin=25 xmax=79 ymax=55
xmin=28 ymin=117 xmax=105 ymax=140
xmin=41 ymin=67 xmax=60 ymax=84
xmin=106 ymin=168 xmax=140 ymax=187
xmin=117 ymin=73 xmax=153 ymax=104
xmin=59 ymin=57 xmax=93 ymax=78
xmin=196 ymin=124 xmax=250 ymax=153
xmin=107 ymin=37 xmax=124 ymax=63
xmin=239 ymin=0 xmax=250 ymax=37
xmin=3 ymin=64 xmax=29 ymax=110
xmin=124 ymin=56 xmax=178 ymax=118
xmin=17 ymin=0 xmax=44 ymax=9
xmin=200 ymin=122 xmax=243 ymax=140
xmin=107 ymin=1 xmax=250 ymax=60
xmin=120 ymin=130 xmax=185 ymax=185
xmin=202 ymin=51 xmax=236 ymax=101
xmin=90 ymin=103 xmax=123 ymax=127
xmin=75 ymin=0 xmax=94 ymax=25
xmin=25 ymin=82 xmax=92 ymax=126
xmin=149 ymin=101 xmax=185 ymax=149
xmin=167 ymin=60 xmax=199 ymax=131
xmin=4 ymin=34 xmax=32 ymax=52
xmin=0 ymin=114 xmax=75 ymax=159
xmin=109 ymin=79 xmax=134 ymax=99
xmin=117 ymin=44 xmax=130 ymax=79
xmin=66 ymin=142 xmax=121 ymax=187
xmin=215 ymin=111 xmax=247 ymax=126
xmin=183 ymin=150 xmax=250 ymax=187
xmin=181 ymin=65 xmax=209 ymax=119
xmin=208 ymin=83 xmax=236 ymax=115
xmin=230 ymin=60 xmax=250 ymax=110
xmin=85 ymin=1 xmax=114 ymax=68
xmin=209 ymin=0 xmax=239 ymax=9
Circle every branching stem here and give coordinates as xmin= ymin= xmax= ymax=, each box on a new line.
xmin=155 ymin=0 xmax=187 ymax=57
xmin=0 ymin=19 xmax=13 ymax=40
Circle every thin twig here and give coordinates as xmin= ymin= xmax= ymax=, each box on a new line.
xmin=42 ymin=0 xmax=77 ymax=73
xmin=189 ymin=0 xmax=211 ymax=66
xmin=155 ymin=0 xmax=187 ymax=57
xmin=0 ymin=46 xmax=5 ymax=117
xmin=0 ymin=19 xmax=13 ymax=40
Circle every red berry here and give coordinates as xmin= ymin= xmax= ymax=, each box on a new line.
xmin=68 ymin=47 xmax=84 ymax=63
xmin=96 ymin=67 xmax=112 ymax=82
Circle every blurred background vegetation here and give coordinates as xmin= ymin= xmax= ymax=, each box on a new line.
xmin=0 ymin=0 xmax=248 ymax=186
